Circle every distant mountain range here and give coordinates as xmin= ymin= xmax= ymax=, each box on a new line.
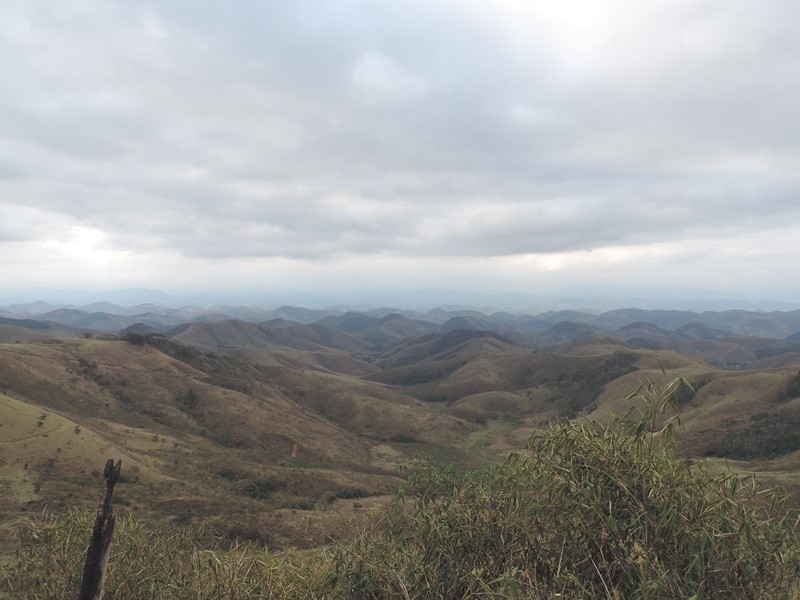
xmin=4 ymin=287 xmax=800 ymax=312
xmin=3 ymin=301 xmax=800 ymax=370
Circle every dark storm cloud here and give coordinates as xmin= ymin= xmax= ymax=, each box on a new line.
xmin=1 ymin=0 xmax=799 ymax=294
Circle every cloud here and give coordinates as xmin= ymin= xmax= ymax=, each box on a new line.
xmin=350 ymin=52 xmax=429 ymax=102
xmin=1 ymin=0 xmax=799 ymax=299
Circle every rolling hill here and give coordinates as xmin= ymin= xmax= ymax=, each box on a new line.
xmin=0 ymin=335 xmax=473 ymax=549
xmin=4 ymin=300 xmax=800 ymax=555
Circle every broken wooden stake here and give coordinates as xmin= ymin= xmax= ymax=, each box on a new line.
xmin=79 ymin=459 xmax=121 ymax=600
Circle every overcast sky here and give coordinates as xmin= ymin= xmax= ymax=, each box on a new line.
xmin=1 ymin=0 xmax=799 ymax=305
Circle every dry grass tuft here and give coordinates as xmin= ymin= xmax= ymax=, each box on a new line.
xmin=1 ymin=510 xmax=332 ymax=599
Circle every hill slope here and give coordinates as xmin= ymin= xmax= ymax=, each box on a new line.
xmin=0 ymin=336 xmax=472 ymax=548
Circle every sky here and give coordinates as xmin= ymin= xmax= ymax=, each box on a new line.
xmin=1 ymin=0 xmax=799 ymax=306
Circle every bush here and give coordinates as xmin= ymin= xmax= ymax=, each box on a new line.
xmin=706 ymin=411 xmax=800 ymax=459
xmin=322 ymin=487 xmax=370 ymax=504
xmin=784 ymin=370 xmax=800 ymax=400
xmin=235 ymin=477 xmax=283 ymax=500
xmin=216 ymin=467 xmax=241 ymax=481
xmin=327 ymin=379 xmax=800 ymax=598
xmin=0 ymin=511 xmax=328 ymax=599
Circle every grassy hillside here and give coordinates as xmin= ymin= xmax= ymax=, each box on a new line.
xmin=4 ymin=390 xmax=798 ymax=598
xmin=0 ymin=336 xmax=473 ymax=551
xmin=2 ymin=318 xmax=800 ymax=571
xmin=170 ymin=320 xmax=378 ymax=375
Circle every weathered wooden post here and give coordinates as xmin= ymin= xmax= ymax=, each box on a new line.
xmin=79 ymin=459 xmax=121 ymax=600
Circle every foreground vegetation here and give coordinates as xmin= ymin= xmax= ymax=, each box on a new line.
xmin=3 ymin=380 xmax=799 ymax=599
xmin=1 ymin=511 xmax=331 ymax=599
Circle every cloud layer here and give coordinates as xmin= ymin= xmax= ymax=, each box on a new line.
xmin=1 ymin=0 xmax=799 ymax=301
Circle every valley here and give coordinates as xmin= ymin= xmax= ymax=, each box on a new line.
xmin=2 ymin=301 xmax=800 ymax=555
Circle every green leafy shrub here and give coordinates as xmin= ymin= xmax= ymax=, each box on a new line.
xmin=327 ymin=379 xmax=800 ymax=598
